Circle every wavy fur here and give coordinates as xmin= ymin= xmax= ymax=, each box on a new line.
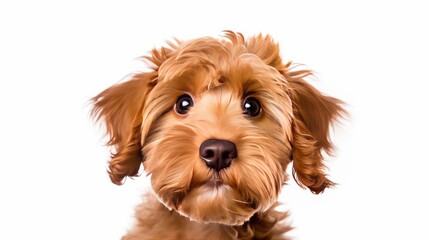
xmin=92 ymin=31 xmax=345 ymax=239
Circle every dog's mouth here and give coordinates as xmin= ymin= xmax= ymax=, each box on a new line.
xmin=208 ymin=172 xmax=224 ymax=188
xmin=187 ymin=171 xmax=227 ymax=191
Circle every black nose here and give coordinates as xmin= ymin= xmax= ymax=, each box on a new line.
xmin=199 ymin=139 xmax=237 ymax=171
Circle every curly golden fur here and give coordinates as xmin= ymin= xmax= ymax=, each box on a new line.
xmin=92 ymin=31 xmax=345 ymax=239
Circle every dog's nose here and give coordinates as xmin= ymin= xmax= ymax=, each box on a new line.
xmin=199 ymin=139 xmax=237 ymax=171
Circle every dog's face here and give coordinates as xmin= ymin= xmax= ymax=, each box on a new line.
xmin=92 ymin=32 xmax=345 ymax=226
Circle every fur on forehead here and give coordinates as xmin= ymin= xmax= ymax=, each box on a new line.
xmin=150 ymin=31 xmax=286 ymax=88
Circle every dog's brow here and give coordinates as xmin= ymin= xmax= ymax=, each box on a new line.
xmin=242 ymin=79 xmax=263 ymax=97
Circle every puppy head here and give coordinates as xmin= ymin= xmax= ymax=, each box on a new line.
xmin=92 ymin=31 xmax=345 ymax=225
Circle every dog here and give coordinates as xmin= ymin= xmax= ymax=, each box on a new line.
xmin=92 ymin=31 xmax=345 ymax=239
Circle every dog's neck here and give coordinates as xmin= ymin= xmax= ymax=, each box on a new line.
xmin=123 ymin=193 xmax=291 ymax=240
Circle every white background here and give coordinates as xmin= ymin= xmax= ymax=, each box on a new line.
xmin=1 ymin=1 xmax=428 ymax=239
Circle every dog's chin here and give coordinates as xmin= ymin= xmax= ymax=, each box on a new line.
xmin=159 ymin=184 xmax=259 ymax=226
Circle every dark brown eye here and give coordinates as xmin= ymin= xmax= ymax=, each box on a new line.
xmin=242 ymin=97 xmax=261 ymax=117
xmin=174 ymin=94 xmax=194 ymax=115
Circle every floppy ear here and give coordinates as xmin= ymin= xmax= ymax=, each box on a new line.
xmin=92 ymin=43 xmax=178 ymax=185
xmin=284 ymin=69 xmax=346 ymax=194
xmin=91 ymin=72 xmax=157 ymax=185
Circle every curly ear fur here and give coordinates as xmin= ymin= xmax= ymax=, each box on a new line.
xmin=91 ymin=72 xmax=156 ymax=184
xmin=91 ymin=43 xmax=177 ymax=185
xmin=285 ymin=68 xmax=346 ymax=194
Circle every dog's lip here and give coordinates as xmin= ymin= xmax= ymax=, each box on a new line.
xmin=213 ymin=172 xmax=222 ymax=181
xmin=190 ymin=172 xmax=225 ymax=189
xmin=208 ymin=172 xmax=224 ymax=187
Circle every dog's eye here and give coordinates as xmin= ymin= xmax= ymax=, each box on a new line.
xmin=175 ymin=94 xmax=194 ymax=115
xmin=242 ymin=97 xmax=261 ymax=117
